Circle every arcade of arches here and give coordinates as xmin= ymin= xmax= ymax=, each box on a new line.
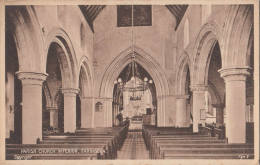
xmin=5 ymin=4 xmax=255 ymax=152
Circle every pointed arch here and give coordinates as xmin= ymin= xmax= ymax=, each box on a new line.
xmin=78 ymin=56 xmax=94 ymax=98
xmin=222 ymin=5 xmax=253 ymax=67
xmin=192 ymin=21 xmax=222 ymax=86
xmin=176 ymin=52 xmax=192 ymax=95
xmin=45 ymin=28 xmax=78 ymax=89
xmin=42 ymin=82 xmax=52 ymax=108
xmin=6 ymin=6 xmax=45 ymax=72
xmin=99 ymin=46 xmax=170 ymax=126
xmin=99 ymin=46 xmax=169 ymax=99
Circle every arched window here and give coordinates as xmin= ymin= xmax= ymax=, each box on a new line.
xmin=201 ymin=5 xmax=212 ymax=25
xmin=95 ymin=102 xmax=103 ymax=112
xmin=184 ymin=19 xmax=189 ymax=48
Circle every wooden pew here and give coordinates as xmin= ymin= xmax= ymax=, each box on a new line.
xmin=150 ymin=136 xmax=224 ymax=158
xmin=6 ymin=144 xmax=106 ymax=160
xmin=41 ymin=136 xmax=117 ymax=159
xmin=157 ymin=143 xmax=254 ymax=159
xmin=142 ymin=125 xmax=253 ymax=159
xmin=161 ymin=147 xmax=254 ymax=159
xmin=6 ymin=124 xmax=129 ymax=160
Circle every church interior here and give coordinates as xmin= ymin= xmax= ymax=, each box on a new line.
xmin=5 ymin=4 xmax=255 ymax=160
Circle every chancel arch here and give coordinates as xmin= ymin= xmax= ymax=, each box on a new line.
xmin=112 ymin=61 xmax=157 ymax=129
xmin=99 ymin=46 xmax=170 ymax=127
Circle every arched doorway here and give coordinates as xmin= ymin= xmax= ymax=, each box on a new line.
xmin=113 ymin=62 xmax=157 ymax=129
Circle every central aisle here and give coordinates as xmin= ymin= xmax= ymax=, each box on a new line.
xmin=117 ymin=131 xmax=149 ymax=159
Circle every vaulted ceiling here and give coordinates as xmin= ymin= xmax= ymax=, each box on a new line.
xmin=79 ymin=5 xmax=188 ymax=32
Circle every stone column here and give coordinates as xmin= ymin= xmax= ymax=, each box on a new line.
xmin=157 ymin=96 xmax=165 ymax=127
xmin=81 ymin=97 xmax=94 ymax=128
xmin=175 ymin=95 xmax=189 ymax=127
xmin=190 ymin=85 xmax=207 ymax=133
xmin=105 ymin=99 xmax=113 ymax=127
xmin=212 ymin=104 xmax=224 ymax=127
xmin=219 ymin=67 xmax=250 ymax=143
xmin=48 ymin=107 xmax=58 ymax=128
xmin=16 ymin=72 xmax=47 ymax=144
xmin=62 ymin=88 xmax=79 ymax=133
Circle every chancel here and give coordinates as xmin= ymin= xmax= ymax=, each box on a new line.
xmin=5 ymin=4 xmax=255 ymax=160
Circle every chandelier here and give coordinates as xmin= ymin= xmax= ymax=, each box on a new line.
xmin=114 ymin=5 xmax=153 ymax=101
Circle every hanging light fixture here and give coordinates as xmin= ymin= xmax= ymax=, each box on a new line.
xmin=114 ymin=4 xmax=153 ymax=101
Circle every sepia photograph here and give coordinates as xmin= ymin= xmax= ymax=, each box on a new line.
xmin=1 ymin=0 xmax=259 ymax=164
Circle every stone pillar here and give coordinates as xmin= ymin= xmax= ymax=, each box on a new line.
xmin=212 ymin=104 xmax=224 ymax=127
xmin=190 ymin=85 xmax=207 ymax=133
xmin=175 ymin=95 xmax=189 ymax=127
xmin=48 ymin=107 xmax=58 ymax=128
xmin=16 ymin=72 xmax=47 ymax=144
xmin=219 ymin=67 xmax=250 ymax=143
xmin=157 ymin=96 xmax=165 ymax=127
xmin=105 ymin=99 xmax=113 ymax=127
xmin=81 ymin=97 xmax=94 ymax=128
xmin=62 ymin=88 xmax=79 ymax=133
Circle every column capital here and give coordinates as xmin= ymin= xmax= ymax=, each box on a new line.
xmin=218 ymin=67 xmax=251 ymax=81
xmin=190 ymin=84 xmax=208 ymax=92
xmin=176 ymin=95 xmax=189 ymax=99
xmin=16 ymin=72 xmax=48 ymax=85
xmin=61 ymin=88 xmax=79 ymax=94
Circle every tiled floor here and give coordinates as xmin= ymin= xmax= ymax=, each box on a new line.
xmin=117 ymin=131 xmax=149 ymax=159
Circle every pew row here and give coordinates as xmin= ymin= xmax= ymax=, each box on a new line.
xmin=142 ymin=126 xmax=254 ymax=159
xmin=6 ymin=124 xmax=129 ymax=160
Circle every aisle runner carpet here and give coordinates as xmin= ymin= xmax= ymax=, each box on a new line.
xmin=117 ymin=131 xmax=149 ymax=159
